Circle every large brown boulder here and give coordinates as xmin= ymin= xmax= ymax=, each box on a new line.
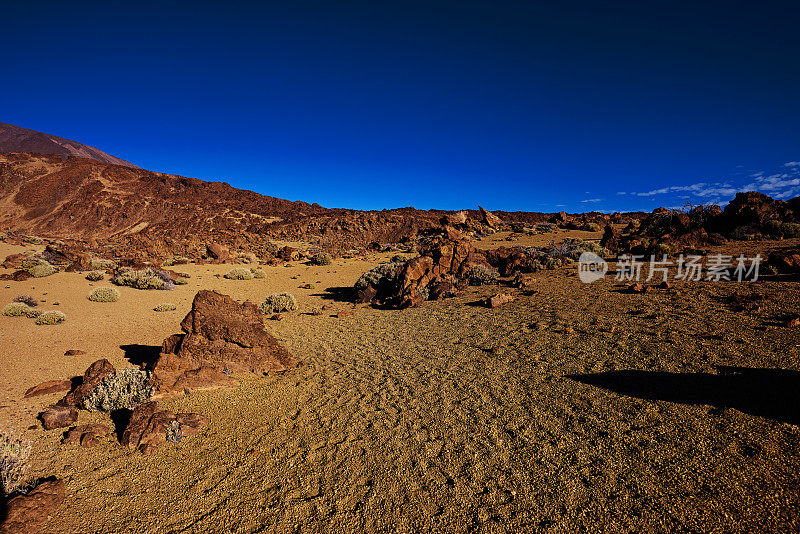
xmin=40 ymin=405 xmax=78 ymax=430
xmin=206 ymin=242 xmax=229 ymax=262
xmin=150 ymin=290 xmax=295 ymax=396
xmin=0 ymin=479 xmax=65 ymax=534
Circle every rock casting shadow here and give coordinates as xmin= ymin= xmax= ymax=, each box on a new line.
xmin=312 ymin=286 xmax=356 ymax=302
xmin=120 ymin=344 xmax=161 ymax=368
xmin=567 ymin=366 xmax=800 ymax=425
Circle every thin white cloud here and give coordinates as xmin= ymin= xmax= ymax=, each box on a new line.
xmin=581 ymin=198 xmax=603 ymax=203
xmin=784 ymin=161 xmax=800 ymax=167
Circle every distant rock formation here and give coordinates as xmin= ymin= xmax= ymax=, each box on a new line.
xmin=0 ymin=121 xmax=137 ymax=167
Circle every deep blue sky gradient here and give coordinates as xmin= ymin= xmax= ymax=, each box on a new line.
xmin=4 ymin=1 xmax=799 ymax=212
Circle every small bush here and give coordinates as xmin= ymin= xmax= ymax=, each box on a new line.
xmin=1 ymin=428 xmax=31 ymax=496
xmin=166 ymin=420 xmax=183 ymax=444
xmin=2 ymin=303 xmax=38 ymax=317
xmin=154 ymin=303 xmax=176 ymax=312
xmin=86 ymin=270 xmax=105 ymax=281
xmin=251 ymin=269 xmax=266 ymax=279
xmin=22 ymin=235 xmax=42 ymax=245
xmin=310 ymin=252 xmax=333 ymax=266
xmin=81 ymin=369 xmax=152 ymax=412
xmin=112 ymin=268 xmax=173 ymax=290
xmin=26 ymin=260 xmax=57 ymax=278
xmin=12 ymin=295 xmax=37 ymax=307
xmin=354 ymin=262 xmax=404 ymax=291
xmin=90 ymin=258 xmax=116 ymax=270
xmin=162 ymin=256 xmax=190 ymax=267
xmin=35 ymin=310 xmax=65 ymax=325
xmin=224 ymin=268 xmax=254 ymax=280
xmin=88 ymin=287 xmax=120 ymax=302
xmin=466 ymin=264 xmax=499 ymax=286
xmin=260 ymin=293 xmax=297 ymax=314
xmin=765 ymin=220 xmax=800 ymax=239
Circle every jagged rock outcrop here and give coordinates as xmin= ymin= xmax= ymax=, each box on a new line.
xmin=149 ymin=290 xmax=295 ymax=396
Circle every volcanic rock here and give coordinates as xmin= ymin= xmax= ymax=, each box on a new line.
xmin=0 ymin=478 xmax=65 ymax=534
xmin=479 ymin=206 xmax=503 ymax=229
xmin=122 ymin=401 xmax=208 ymax=455
xmin=206 ymin=242 xmax=229 ymax=262
xmin=149 ymin=290 xmax=295 ymax=396
xmin=40 ymin=405 xmax=78 ymax=430
xmin=24 ymin=379 xmax=72 ymax=398
xmin=58 ymin=359 xmax=115 ymax=407
xmin=62 ymin=424 xmax=111 ymax=448
xmin=485 ymin=293 xmax=514 ymax=308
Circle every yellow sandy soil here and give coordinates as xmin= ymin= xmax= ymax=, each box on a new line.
xmin=1 ymin=233 xmax=799 ymax=533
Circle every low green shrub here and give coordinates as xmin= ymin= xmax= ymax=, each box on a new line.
xmin=111 ymin=268 xmax=173 ymax=290
xmin=310 ymin=252 xmax=333 ymax=266
xmin=1 ymin=428 xmax=31 ymax=496
xmin=25 ymin=260 xmax=57 ymax=278
xmin=22 ymin=235 xmax=42 ymax=245
xmin=90 ymin=258 xmax=116 ymax=270
xmin=162 ymin=256 xmax=190 ymax=266
xmin=154 ymin=303 xmax=176 ymax=312
xmin=354 ymin=262 xmax=404 ymax=292
xmin=35 ymin=310 xmax=65 ymax=325
xmin=2 ymin=303 xmax=37 ymax=317
xmin=88 ymin=287 xmax=120 ymax=302
xmin=80 ymin=369 xmax=153 ymax=412
xmin=251 ymin=269 xmax=266 ymax=279
xmin=224 ymin=268 xmax=254 ymax=280
xmin=259 ymin=293 xmax=297 ymax=314
xmin=466 ymin=264 xmax=499 ymax=286
xmin=85 ymin=271 xmax=105 ymax=281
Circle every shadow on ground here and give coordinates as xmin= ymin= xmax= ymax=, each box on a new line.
xmin=120 ymin=344 xmax=161 ymax=368
xmin=312 ymin=287 xmax=356 ymax=302
xmin=567 ymin=366 xmax=800 ymax=425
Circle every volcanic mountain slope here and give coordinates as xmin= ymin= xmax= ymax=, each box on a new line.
xmin=0 ymin=122 xmax=138 ymax=168
xmin=0 ymin=153 xmax=451 ymax=252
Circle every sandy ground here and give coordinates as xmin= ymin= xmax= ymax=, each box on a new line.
xmin=1 ymin=233 xmax=800 ymax=532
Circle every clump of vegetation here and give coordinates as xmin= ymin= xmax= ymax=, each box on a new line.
xmin=1 ymin=428 xmax=31 ymax=496
xmin=466 ymin=264 xmax=499 ymax=286
xmin=13 ymin=295 xmax=37 ymax=307
xmin=166 ymin=420 xmax=183 ymax=444
xmin=2 ymin=302 xmax=39 ymax=318
xmin=548 ymin=239 xmax=610 ymax=260
xmin=35 ymin=310 xmax=65 ymax=325
xmin=162 ymin=256 xmax=191 ymax=266
xmin=112 ymin=268 xmax=173 ymax=290
xmin=310 ymin=252 xmax=333 ymax=266
xmin=0 ymin=232 xmax=7 ymax=241
xmin=90 ymin=258 xmax=116 ymax=270
xmin=354 ymin=262 xmax=404 ymax=292
xmin=251 ymin=269 xmax=266 ymax=279
xmin=88 ymin=287 xmax=120 ymax=302
xmin=764 ymin=220 xmax=800 ymax=239
xmin=224 ymin=268 xmax=254 ymax=280
xmin=25 ymin=260 xmax=57 ymax=278
xmin=85 ymin=270 xmax=105 ymax=281
xmin=154 ymin=303 xmax=176 ymax=312
xmin=22 ymin=235 xmax=42 ymax=245
xmin=584 ymin=222 xmax=602 ymax=232
xmin=259 ymin=293 xmax=297 ymax=314
xmin=81 ymin=369 xmax=152 ymax=412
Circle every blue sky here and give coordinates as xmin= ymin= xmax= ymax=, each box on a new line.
xmin=3 ymin=1 xmax=799 ymax=212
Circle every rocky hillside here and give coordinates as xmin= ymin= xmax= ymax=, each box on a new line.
xmin=0 ymin=122 xmax=137 ymax=168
